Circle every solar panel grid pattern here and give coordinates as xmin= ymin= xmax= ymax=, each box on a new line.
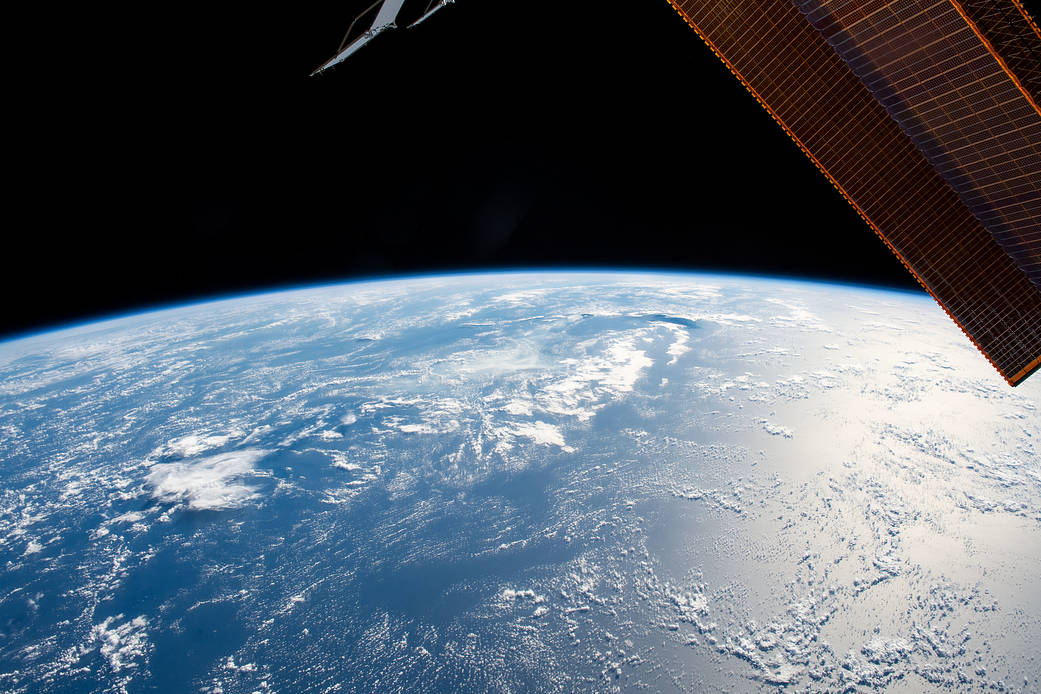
xmin=796 ymin=0 xmax=1041 ymax=292
xmin=961 ymin=0 xmax=1041 ymax=103
xmin=667 ymin=0 xmax=1041 ymax=384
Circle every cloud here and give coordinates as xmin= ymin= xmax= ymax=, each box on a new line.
xmin=163 ymin=433 xmax=235 ymax=458
xmin=760 ymin=420 xmax=794 ymax=439
xmin=146 ymin=449 xmax=271 ymax=511
xmin=509 ymin=421 xmax=571 ymax=449
xmin=92 ymin=614 xmax=150 ymax=672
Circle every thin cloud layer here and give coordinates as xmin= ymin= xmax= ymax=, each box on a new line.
xmin=147 ymin=449 xmax=271 ymax=511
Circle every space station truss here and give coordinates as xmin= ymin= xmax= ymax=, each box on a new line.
xmin=315 ymin=0 xmax=1041 ymax=385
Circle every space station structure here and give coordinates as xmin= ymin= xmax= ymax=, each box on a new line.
xmin=313 ymin=0 xmax=1041 ymax=386
xmin=311 ymin=0 xmax=454 ymax=74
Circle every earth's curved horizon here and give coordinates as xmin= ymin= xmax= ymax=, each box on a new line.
xmin=2 ymin=269 xmax=929 ymax=348
xmin=1 ymin=270 xmax=1038 ymax=692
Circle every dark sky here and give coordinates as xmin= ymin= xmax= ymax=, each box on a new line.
xmin=18 ymin=0 xmax=1030 ymax=339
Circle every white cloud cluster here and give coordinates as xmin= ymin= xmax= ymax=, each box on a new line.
xmin=500 ymin=588 xmax=543 ymax=602
xmin=164 ymin=432 xmax=235 ymax=458
xmin=146 ymin=449 xmax=270 ymax=511
xmin=92 ymin=614 xmax=150 ymax=672
xmin=661 ymin=324 xmax=691 ymax=365
xmin=501 ymin=421 xmax=573 ymax=451
xmin=766 ymin=297 xmax=830 ymax=332
xmin=538 ymin=337 xmax=653 ymax=421
xmin=760 ymin=420 xmax=794 ymax=439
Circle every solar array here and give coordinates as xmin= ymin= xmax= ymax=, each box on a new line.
xmin=796 ymin=0 xmax=1041 ymax=291
xmin=962 ymin=0 xmax=1041 ymax=103
xmin=666 ymin=0 xmax=1041 ymax=385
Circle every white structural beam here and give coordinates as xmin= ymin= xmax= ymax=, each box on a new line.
xmin=312 ymin=0 xmax=454 ymax=75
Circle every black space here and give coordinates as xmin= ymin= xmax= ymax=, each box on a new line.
xmin=13 ymin=0 xmax=1036 ymax=339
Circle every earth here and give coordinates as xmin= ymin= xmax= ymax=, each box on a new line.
xmin=1 ymin=271 xmax=1039 ymax=693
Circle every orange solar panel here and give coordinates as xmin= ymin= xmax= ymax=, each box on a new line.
xmin=797 ymin=0 xmax=1041 ymax=290
xmin=667 ymin=0 xmax=1041 ymax=385
xmin=962 ymin=0 xmax=1041 ymax=104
